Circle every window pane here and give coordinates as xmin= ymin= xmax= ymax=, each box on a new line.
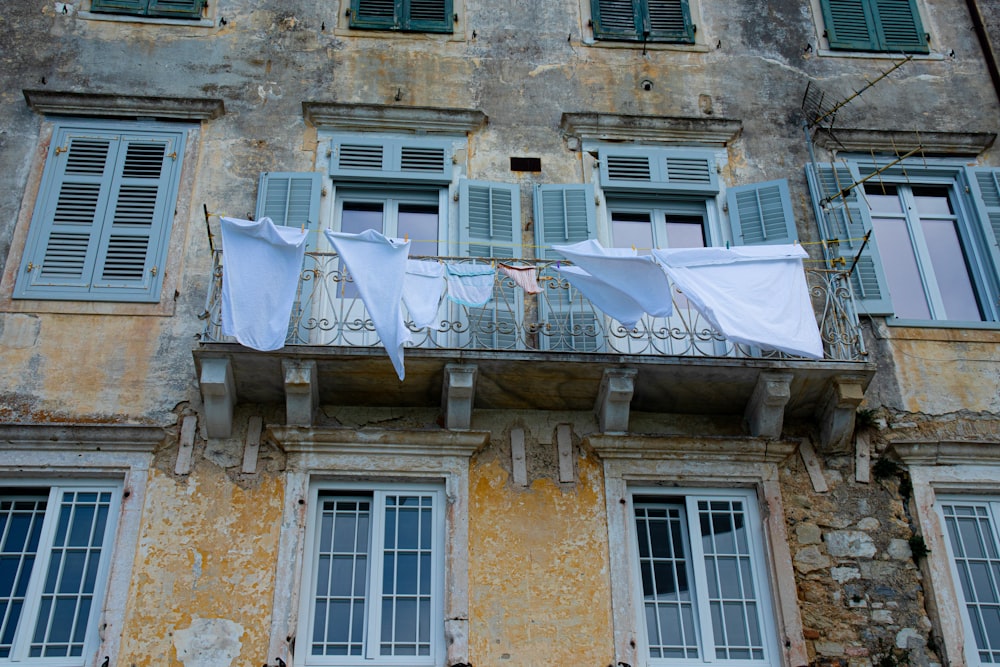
xmin=942 ymin=503 xmax=1000 ymax=661
xmin=0 ymin=496 xmax=46 ymax=659
xmin=398 ymin=205 xmax=439 ymax=257
xmin=921 ymin=218 xmax=982 ymax=321
xmin=611 ymin=211 xmax=653 ymax=252
xmin=871 ymin=217 xmax=931 ymax=319
xmin=664 ymin=216 xmax=706 ymax=248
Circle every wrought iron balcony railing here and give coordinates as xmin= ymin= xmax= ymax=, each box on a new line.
xmin=199 ymin=251 xmax=867 ymax=361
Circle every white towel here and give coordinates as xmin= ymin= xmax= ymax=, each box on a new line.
xmin=652 ymin=245 xmax=824 ymax=359
xmin=403 ymin=260 xmax=446 ymax=330
xmin=324 ymin=229 xmax=411 ymax=381
xmin=552 ymin=239 xmax=673 ymax=318
xmin=220 ymin=217 xmax=308 ymax=352
xmin=446 ymin=263 xmax=496 ymax=307
xmin=556 ymin=265 xmax=646 ymax=329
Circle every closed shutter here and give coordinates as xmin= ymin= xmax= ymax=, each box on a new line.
xmin=727 ymin=180 xmax=798 ymax=246
xmin=599 ymin=148 xmax=718 ymax=194
xmin=15 ymin=125 xmax=183 ymax=302
xmin=805 ymin=163 xmax=894 ymax=314
xmin=459 ymin=180 xmax=521 ymax=349
xmin=822 ymin=0 xmax=879 ymax=50
xmin=90 ymin=0 xmax=149 ymax=16
xmin=963 ymin=167 xmax=1000 ymax=308
xmin=407 ymin=0 xmax=452 ymax=32
xmin=647 ymin=0 xmax=695 ymax=43
xmin=352 ymin=0 xmax=397 ymax=29
xmin=351 ymin=0 xmax=452 ymax=32
xmin=872 ymin=0 xmax=928 ymax=53
xmin=592 ymin=0 xmax=641 ymax=39
xmin=534 ymin=184 xmax=600 ymax=352
xmin=592 ymin=0 xmax=693 ymax=42
xmin=330 ymin=135 xmax=454 ymax=184
xmin=146 ymin=0 xmax=206 ymax=18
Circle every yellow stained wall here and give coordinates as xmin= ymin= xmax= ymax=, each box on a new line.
xmin=119 ymin=464 xmax=285 ymax=667
xmin=468 ymin=449 xmax=614 ymax=666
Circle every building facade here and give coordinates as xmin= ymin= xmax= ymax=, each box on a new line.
xmin=1 ymin=0 xmax=999 ymax=666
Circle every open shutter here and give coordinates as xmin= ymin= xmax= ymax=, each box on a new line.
xmin=17 ymin=133 xmax=118 ymax=297
xmin=963 ymin=167 xmax=1000 ymax=311
xmin=351 ymin=0 xmax=398 ymax=29
xmin=647 ymin=0 xmax=695 ymax=43
xmin=727 ymin=180 xmax=798 ymax=246
xmin=256 ymin=172 xmax=322 ymax=253
xmin=146 ymin=0 xmax=206 ymax=18
xmin=591 ymin=0 xmax=641 ymax=39
xmin=406 ymin=0 xmax=452 ymax=32
xmin=90 ymin=0 xmax=149 ymax=15
xmin=821 ymin=0 xmax=879 ymax=50
xmin=872 ymin=0 xmax=928 ymax=52
xmin=806 ymin=163 xmax=893 ymax=314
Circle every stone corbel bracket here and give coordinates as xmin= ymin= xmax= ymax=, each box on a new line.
xmin=283 ymin=359 xmax=318 ymax=427
xmin=199 ymin=357 xmax=235 ymax=439
xmin=442 ymin=364 xmax=478 ymax=431
xmin=595 ymin=367 xmax=637 ymax=434
xmin=744 ymin=371 xmax=793 ymax=438
xmin=817 ymin=375 xmax=867 ymax=454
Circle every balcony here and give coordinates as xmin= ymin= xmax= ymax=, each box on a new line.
xmin=194 ymin=251 xmax=875 ymax=445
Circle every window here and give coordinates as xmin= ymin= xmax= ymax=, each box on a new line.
xmin=90 ymin=0 xmax=205 ymax=20
xmin=937 ymin=498 xmax=1000 ymax=665
xmin=349 ymin=0 xmax=453 ymax=33
xmin=14 ymin=121 xmax=187 ymax=303
xmin=806 ymin=161 xmax=1000 ymax=323
xmin=630 ymin=490 xmax=776 ymax=665
xmin=591 ymin=0 xmax=695 ymax=44
xmin=0 ymin=484 xmax=120 ymax=663
xmin=299 ymin=484 xmax=444 ymax=666
xmin=818 ymin=0 xmax=928 ymax=53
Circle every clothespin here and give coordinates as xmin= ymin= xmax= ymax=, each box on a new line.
xmin=631 ymin=244 xmax=637 ymax=253
xmin=404 ymin=233 xmax=409 ymax=242
xmin=726 ymin=241 xmax=730 ymax=249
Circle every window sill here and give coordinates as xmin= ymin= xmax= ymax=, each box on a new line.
xmin=815 ymin=48 xmax=943 ymax=61
xmin=0 ymin=295 xmax=177 ymax=317
xmin=582 ymin=37 xmax=710 ymax=52
xmin=78 ymin=10 xmax=214 ymax=28
xmin=883 ymin=319 xmax=1000 ymax=340
xmin=334 ymin=26 xmax=463 ymax=42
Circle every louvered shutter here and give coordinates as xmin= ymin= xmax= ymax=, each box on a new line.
xmin=599 ymin=148 xmax=718 ymax=194
xmin=592 ymin=0 xmax=642 ymax=39
xmin=90 ymin=0 xmax=149 ymax=15
xmin=406 ymin=0 xmax=452 ymax=32
xmin=351 ymin=0 xmax=452 ymax=31
xmin=533 ymin=184 xmax=601 ymax=352
xmin=962 ymin=167 xmax=1000 ymax=306
xmin=821 ymin=0 xmax=879 ymax=50
xmin=459 ymin=180 xmax=521 ymax=349
xmin=330 ymin=136 xmax=453 ymax=184
xmin=351 ymin=0 xmax=397 ymax=29
xmin=805 ymin=163 xmax=893 ymax=314
xmin=146 ymin=0 xmax=206 ymax=18
xmin=90 ymin=135 xmax=176 ymax=297
xmin=647 ymin=0 xmax=695 ymax=43
xmin=727 ymin=180 xmax=798 ymax=246
xmin=256 ymin=172 xmax=322 ymax=342
xmin=872 ymin=0 xmax=928 ymax=52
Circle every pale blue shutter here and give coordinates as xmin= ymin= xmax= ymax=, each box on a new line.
xmin=963 ymin=167 xmax=1000 ymax=312
xmin=90 ymin=135 xmax=177 ymax=299
xmin=16 ymin=132 xmax=117 ymax=298
xmin=806 ymin=163 xmax=894 ymax=315
xmin=459 ymin=180 xmax=521 ymax=349
xmin=727 ymin=180 xmax=798 ymax=246
xmin=255 ymin=172 xmax=323 ymax=344
xmin=533 ymin=184 xmax=600 ymax=352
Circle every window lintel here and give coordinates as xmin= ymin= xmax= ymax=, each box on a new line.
xmin=24 ymin=89 xmax=224 ymax=122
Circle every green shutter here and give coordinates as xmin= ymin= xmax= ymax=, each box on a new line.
xmin=351 ymin=0 xmax=452 ymax=32
xmin=592 ymin=0 xmax=641 ymax=39
xmin=255 ymin=172 xmax=322 ymax=253
xmin=16 ymin=125 xmax=183 ymax=302
xmin=963 ymin=167 xmax=1000 ymax=309
xmin=90 ymin=0 xmax=149 ymax=16
xmin=872 ymin=0 xmax=928 ymax=53
xmin=822 ymin=0 xmax=879 ymax=50
xmin=351 ymin=0 xmax=398 ymax=29
xmin=806 ymin=163 xmax=894 ymax=315
xmin=727 ymin=180 xmax=798 ymax=246
xmin=646 ymin=0 xmax=695 ymax=43
xmin=405 ymin=0 xmax=452 ymax=32
xmin=146 ymin=0 xmax=205 ymax=18
xmin=533 ymin=184 xmax=598 ymax=259
xmin=593 ymin=0 xmax=693 ymax=42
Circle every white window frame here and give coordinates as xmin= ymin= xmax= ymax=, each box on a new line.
xmin=298 ymin=482 xmax=446 ymax=666
xmin=0 ymin=424 xmax=158 ymax=667
xmin=593 ymin=435 xmax=805 ymax=667
xmin=267 ymin=427 xmax=483 ymax=667
xmin=627 ymin=487 xmax=778 ymax=666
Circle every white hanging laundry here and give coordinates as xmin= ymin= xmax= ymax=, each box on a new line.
xmin=652 ymin=244 xmax=824 ymax=359
xmin=499 ymin=263 xmax=543 ymax=294
xmin=220 ymin=216 xmax=308 ymax=352
xmin=556 ymin=264 xmax=646 ymax=330
xmin=324 ymin=229 xmax=412 ymax=381
xmin=446 ymin=263 xmax=496 ymax=307
xmin=552 ymin=239 xmax=673 ymax=318
xmin=402 ymin=259 xmax=446 ymax=330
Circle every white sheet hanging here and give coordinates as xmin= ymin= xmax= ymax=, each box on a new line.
xmin=552 ymin=239 xmax=673 ymax=319
xmin=220 ymin=217 xmax=308 ymax=352
xmin=324 ymin=229 xmax=411 ymax=380
xmin=652 ymin=244 xmax=824 ymax=359
xmin=403 ymin=260 xmax=446 ymax=330
xmin=446 ymin=263 xmax=496 ymax=307
xmin=556 ymin=265 xmax=647 ymax=330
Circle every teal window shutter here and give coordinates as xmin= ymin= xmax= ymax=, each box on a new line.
xmin=727 ymin=180 xmax=798 ymax=246
xmin=15 ymin=124 xmax=184 ymax=302
xmin=255 ymin=172 xmax=322 ymax=253
xmin=90 ymin=0 xmax=149 ymax=16
xmin=963 ymin=167 xmax=1000 ymax=301
xmin=351 ymin=0 xmax=452 ymax=33
xmin=592 ymin=0 xmax=694 ymax=43
xmin=805 ymin=163 xmax=894 ymax=315
xmin=821 ymin=0 xmax=927 ymax=52
xmin=459 ymin=180 xmax=521 ymax=259
xmin=92 ymin=0 xmax=205 ymax=19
